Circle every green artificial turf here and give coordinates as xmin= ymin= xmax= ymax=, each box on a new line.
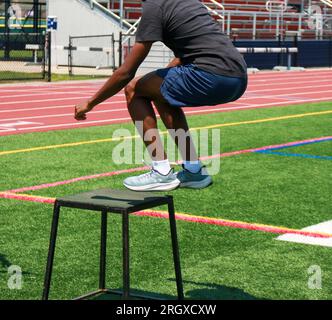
xmin=0 ymin=101 xmax=331 ymax=300
xmin=0 ymin=72 xmax=107 ymax=83
xmin=0 ymin=71 xmax=45 ymax=81
xmin=0 ymin=50 xmax=43 ymax=60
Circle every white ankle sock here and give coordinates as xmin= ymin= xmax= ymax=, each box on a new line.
xmin=152 ymin=159 xmax=172 ymax=175
xmin=183 ymin=160 xmax=202 ymax=174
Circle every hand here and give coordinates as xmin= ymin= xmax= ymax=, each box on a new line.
xmin=74 ymin=101 xmax=93 ymax=121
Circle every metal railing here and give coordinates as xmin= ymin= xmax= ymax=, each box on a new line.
xmin=203 ymin=0 xmax=225 ymax=15
xmin=266 ymin=0 xmax=288 ymax=12
xmin=83 ymin=0 xmax=132 ymax=29
xmin=203 ymin=0 xmax=225 ymax=30
xmin=122 ymin=17 xmax=140 ymax=46
xmin=320 ymin=0 xmax=332 ymax=8
xmin=222 ymin=10 xmax=332 ymax=40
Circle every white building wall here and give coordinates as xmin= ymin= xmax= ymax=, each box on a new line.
xmin=48 ymin=0 xmax=123 ymax=67
xmin=47 ymin=0 xmax=173 ymax=74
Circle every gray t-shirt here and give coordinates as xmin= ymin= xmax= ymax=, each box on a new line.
xmin=136 ymin=0 xmax=247 ymax=78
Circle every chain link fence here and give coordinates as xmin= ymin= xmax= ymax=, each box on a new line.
xmin=0 ymin=0 xmax=48 ymax=81
xmin=0 ymin=32 xmax=48 ymax=81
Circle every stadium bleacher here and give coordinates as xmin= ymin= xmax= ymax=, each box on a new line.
xmin=1 ymin=0 xmax=330 ymax=39
xmin=96 ymin=0 xmax=332 ymax=40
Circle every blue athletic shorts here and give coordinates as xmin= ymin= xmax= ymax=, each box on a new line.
xmin=156 ymin=64 xmax=247 ymax=108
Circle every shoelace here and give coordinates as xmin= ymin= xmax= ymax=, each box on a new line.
xmin=137 ymin=169 xmax=156 ymax=181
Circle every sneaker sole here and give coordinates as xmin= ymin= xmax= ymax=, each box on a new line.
xmin=180 ymin=176 xmax=213 ymax=189
xmin=123 ymin=179 xmax=181 ymax=192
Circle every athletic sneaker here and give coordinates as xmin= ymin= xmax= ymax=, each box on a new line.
xmin=177 ymin=165 xmax=212 ymax=189
xmin=123 ymin=168 xmax=180 ymax=191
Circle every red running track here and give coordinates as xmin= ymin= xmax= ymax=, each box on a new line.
xmin=0 ymin=69 xmax=332 ymax=136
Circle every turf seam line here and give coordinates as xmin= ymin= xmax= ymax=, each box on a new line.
xmin=1 ymin=110 xmax=331 ymax=156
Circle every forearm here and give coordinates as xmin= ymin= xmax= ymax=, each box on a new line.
xmin=87 ymin=68 xmax=134 ymax=108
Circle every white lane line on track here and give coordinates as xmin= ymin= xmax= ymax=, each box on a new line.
xmin=5 ymin=74 xmax=332 ymax=95
xmin=0 ymin=93 xmax=128 ymax=105
xmin=249 ymin=78 xmax=332 ymax=86
xmin=0 ymin=73 xmax=330 ymax=100
xmin=0 ymin=96 xmax=92 ymax=105
xmin=0 ymin=80 xmax=328 ymax=101
xmin=180 ymin=97 xmax=332 ymax=114
xmin=0 ymin=91 xmax=99 ymax=99
xmin=248 ymin=83 xmax=332 ymax=93
xmin=1 ymin=87 xmax=332 ymax=109
xmin=1 ymin=90 xmax=332 ymax=121
xmin=6 ymin=95 xmax=331 ymax=133
xmin=0 ymin=103 xmax=250 ymax=122
xmin=248 ymin=71 xmax=332 ymax=79
xmin=17 ymin=117 xmax=132 ymax=130
xmin=1 ymin=80 xmax=331 ymax=100
xmin=0 ymin=85 xmax=103 ymax=93
xmin=241 ymin=89 xmax=332 ymax=100
xmin=0 ymin=71 xmax=331 ymax=92
xmin=0 ymin=73 xmax=325 ymax=91
xmin=0 ymin=100 xmax=127 ymax=113
xmin=0 ymin=108 xmax=130 ymax=122
xmin=0 ymin=100 xmax=247 ymax=114
xmin=0 ymin=121 xmax=44 ymax=133
xmin=0 ymin=76 xmax=329 ymax=96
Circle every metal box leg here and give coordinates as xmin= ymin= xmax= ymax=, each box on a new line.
xmin=42 ymin=202 xmax=61 ymax=300
xmin=168 ymin=198 xmax=184 ymax=300
xmin=122 ymin=211 xmax=130 ymax=299
xmin=99 ymin=210 xmax=107 ymax=290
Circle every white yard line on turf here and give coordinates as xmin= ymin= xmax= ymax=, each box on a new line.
xmin=277 ymin=220 xmax=332 ymax=247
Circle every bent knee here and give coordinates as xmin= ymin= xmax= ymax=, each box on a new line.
xmin=125 ymin=76 xmax=143 ymax=101
xmin=124 ymin=82 xmax=135 ymax=101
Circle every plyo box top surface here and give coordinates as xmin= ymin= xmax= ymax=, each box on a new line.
xmin=56 ymin=189 xmax=171 ymax=213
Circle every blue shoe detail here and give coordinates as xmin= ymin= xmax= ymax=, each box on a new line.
xmin=177 ymin=165 xmax=212 ymax=189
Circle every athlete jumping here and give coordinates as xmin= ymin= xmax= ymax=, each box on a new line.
xmin=74 ymin=0 xmax=247 ymax=191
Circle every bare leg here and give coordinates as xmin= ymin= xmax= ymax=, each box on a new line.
xmin=153 ymin=99 xmax=199 ymax=162
xmin=125 ymin=73 xmax=166 ymax=161
xmin=123 ymin=71 xmax=211 ymax=190
xmin=125 ymin=71 xmax=199 ymax=162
